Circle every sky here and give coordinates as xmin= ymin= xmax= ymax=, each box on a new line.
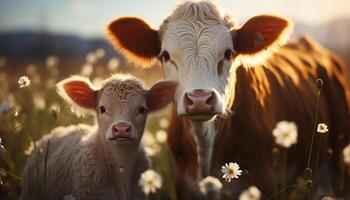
xmin=0 ymin=0 xmax=349 ymax=38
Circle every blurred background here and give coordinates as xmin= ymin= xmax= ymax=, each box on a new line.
xmin=0 ymin=0 xmax=349 ymax=199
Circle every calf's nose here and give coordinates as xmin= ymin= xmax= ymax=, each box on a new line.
xmin=112 ymin=122 xmax=131 ymax=138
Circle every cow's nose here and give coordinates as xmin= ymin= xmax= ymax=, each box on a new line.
xmin=112 ymin=122 xmax=131 ymax=138
xmin=184 ymin=89 xmax=216 ymax=114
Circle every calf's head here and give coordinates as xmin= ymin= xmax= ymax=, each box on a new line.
xmin=106 ymin=1 xmax=292 ymax=121
xmin=57 ymin=75 xmax=176 ymax=147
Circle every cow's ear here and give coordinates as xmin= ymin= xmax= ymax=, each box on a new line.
xmin=56 ymin=76 xmax=98 ymax=115
xmin=106 ymin=17 xmax=160 ymax=68
xmin=233 ymin=15 xmax=293 ymax=65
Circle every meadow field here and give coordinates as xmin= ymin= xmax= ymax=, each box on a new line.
xmin=1 ymin=0 xmax=350 ymax=199
xmin=0 ymin=47 xmax=349 ymax=200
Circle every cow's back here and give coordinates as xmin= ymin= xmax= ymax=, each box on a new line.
xmin=168 ymin=35 xmax=350 ymax=197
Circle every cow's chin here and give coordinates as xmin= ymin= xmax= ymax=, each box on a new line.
xmin=180 ymin=113 xmax=219 ymax=122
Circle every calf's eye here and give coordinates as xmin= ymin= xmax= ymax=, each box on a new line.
xmin=138 ymin=106 xmax=147 ymax=114
xmin=99 ymin=106 xmax=106 ymax=114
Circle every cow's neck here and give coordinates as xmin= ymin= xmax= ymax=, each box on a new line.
xmin=189 ymin=120 xmax=216 ymax=179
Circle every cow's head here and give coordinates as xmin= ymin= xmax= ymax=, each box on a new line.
xmin=106 ymin=1 xmax=292 ymax=122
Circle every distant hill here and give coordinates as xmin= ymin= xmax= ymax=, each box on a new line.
xmin=0 ymin=31 xmax=121 ymax=61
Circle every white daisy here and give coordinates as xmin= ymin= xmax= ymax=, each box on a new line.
xmin=46 ymin=56 xmax=58 ymax=69
xmin=33 ymin=93 xmax=46 ymax=111
xmin=155 ymin=130 xmax=167 ymax=143
xmin=199 ymin=176 xmax=223 ymax=195
xmin=142 ymin=131 xmax=160 ymax=156
xmin=18 ymin=76 xmax=31 ymax=88
xmin=80 ymin=64 xmax=93 ymax=77
xmin=317 ymin=123 xmax=329 ymax=133
xmin=159 ymin=118 xmax=169 ymax=129
xmin=95 ymin=48 xmax=105 ymax=59
xmin=221 ymin=162 xmax=242 ymax=182
xmin=239 ymin=186 xmax=261 ymax=200
xmin=139 ymin=169 xmax=162 ymax=195
xmin=343 ymin=144 xmax=350 ymax=164
xmin=272 ymin=121 xmax=298 ymax=148
xmin=86 ymin=52 xmax=97 ymax=64
xmin=108 ymin=58 xmax=120 ymax=72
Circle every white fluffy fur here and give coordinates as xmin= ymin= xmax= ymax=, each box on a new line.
xmin=20 ymin=125 xmax=148 ymax=200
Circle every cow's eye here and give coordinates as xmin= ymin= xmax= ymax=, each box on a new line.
xmin=224 ymin=49 xmax=232 ymax=60
xmin=99 ymin=106 xmax=106 ymax=114
xmin=161 ymin=51 xmax=170 ymax=62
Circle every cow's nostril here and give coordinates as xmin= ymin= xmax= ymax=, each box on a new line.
xmin=184 ymin=93 xmax=194 ymax=106
xmin=126 ymin=126 xmax=131 ymax=133
xmin=206 ymin=92 xmax=215 ymax=106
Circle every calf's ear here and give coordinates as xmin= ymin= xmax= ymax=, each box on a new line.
xmin=106 ymin=17 xmax=160 ymax=68
xmin=56 ymin=76 xmax=98 ymax=112
xmin=234 ymin=15 xmax=293 ymax=65
xmin=147 ymin=81 xmax=177 ymax=112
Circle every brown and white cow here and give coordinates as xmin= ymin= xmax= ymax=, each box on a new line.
xmin=106 ymin=0 xmax=350 ymax=198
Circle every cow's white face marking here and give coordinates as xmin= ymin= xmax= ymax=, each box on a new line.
xmin=161 ymin=20 xmax=235 ymax=121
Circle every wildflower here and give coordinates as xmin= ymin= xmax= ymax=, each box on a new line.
xmin=81 ymin=64 xmax=93 ymax=77
xmin=46 ymin=56 xmax=58 ymax=69
xmin=18 ymin=76 xmax=31 ymax=88
xmin=14 ymin=109 xmax=20 ymax=117
xmin=0 ymin=138 xmax=6 ymax=155
xmin=317 ymin=123 xmax=328 ymax=133
xmin=33 ymin=94 xmax=46 ymax=111
xmin=343 ymin=144 xmax=350 ymax=164
xmin=221 ymin=162 xmax=242 ymax=182
xmin=199 ymin=176 xmax=223 ymax=195
xmin=159 ymin=118 xmax=169 ymax=129
xmin=108 ymin=58 xmax=120 ymax=72
xmin=155 ymin=130 xmax=167 ymax=143
xmin=239 ymin=186 xmax=261 ymax=200
xmin=142 ymin=131 xmax=161 ymax=156
xmin=272 ymin=121 xmax=298 ymax=148
xmin=139 ymin=169 xmax=162 ymax=195
xmin=95 ymin=48 xmax=105 ymax=59
xmin=86 ymin=52 xmax=97 ymax=64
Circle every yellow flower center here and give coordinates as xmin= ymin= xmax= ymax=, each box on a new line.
xmin=228 ymin=168 xmax=234 ymax=175
xmin=147 ymin=179 xmax=154 ymax=186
